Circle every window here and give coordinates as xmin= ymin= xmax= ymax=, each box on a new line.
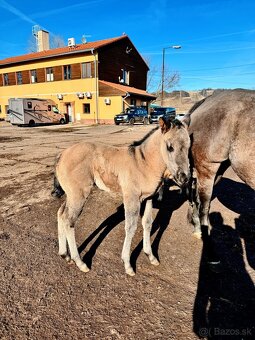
xmin=130 ymin=98 xmax=136 ymax=106
xmin=81 ymin=63 xmax=92 ymax=78
xmin=3 ymin=73 xmax=9 ymax=86
xmin=27 ymin=101 xmax=32 ymax=109
xmin=16 ymin=71 xmax=22 ymax=85
xmin=46 ymin=67 xmax=54 ymax=82
xmin=30 ymin=69 xmax=37 ymax=83
xmin=122 ymin=69 xmax=129 ymax=85
xmin=83 ymin=103 xmax=90 ymax=114
xmin=48 ymin=105 xmax=52 ymax=111
xmin=63 ymin=65 xmax=71 ymax=80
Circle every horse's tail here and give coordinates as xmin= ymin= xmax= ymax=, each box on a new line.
xmin=51 ymin=154 xmax=65 ymax=198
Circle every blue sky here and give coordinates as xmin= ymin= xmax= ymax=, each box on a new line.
xmin=0 ymin=0 xmax=255 ymax=91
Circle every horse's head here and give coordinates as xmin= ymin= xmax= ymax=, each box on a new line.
xmin=159 ymin=116 xmax=191 ymax=188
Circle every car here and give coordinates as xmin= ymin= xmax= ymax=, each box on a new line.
xmin=149 ymin=107 xmax=176 ymax=123
xmin=114 ymin=107 xmax=149 ymax=125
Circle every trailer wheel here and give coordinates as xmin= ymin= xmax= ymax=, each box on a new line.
xmin=60 ymin=118 xmax=65 ymax=124
xmin=29 ymin=120 xmax=35 ymax=127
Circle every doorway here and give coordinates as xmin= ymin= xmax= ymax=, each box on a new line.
xmin=65 ymin=103 xmax=73 ymax=123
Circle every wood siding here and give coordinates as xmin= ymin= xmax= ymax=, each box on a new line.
xmin=37 ymin=68 xmax=45 ymax=83
xmin=54 ymin=66 xmax=62 ymax=81
xmin=9 ymin=72 xmax=16 ymax=86
xmin=71 ymin=63 xmax=81 ymax=79
xmin=98 ymin=37 xmax=148 ymax=90
xmin=22 ymin=70 xmax=30 ymax=84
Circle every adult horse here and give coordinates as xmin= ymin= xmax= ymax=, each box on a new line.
xmin=52 ymin=118 xmax=190 ymax=276
xmin=183 ymin=89 xmax=255 ymax=238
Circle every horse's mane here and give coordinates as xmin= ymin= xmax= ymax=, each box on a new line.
xmin=188 ymin=97 xmax=208 ymax=114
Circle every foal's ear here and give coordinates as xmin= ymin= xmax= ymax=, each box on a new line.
xmin=159 ymin=117 xmax=172 ymax=133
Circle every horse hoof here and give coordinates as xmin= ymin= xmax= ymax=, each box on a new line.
xmin=193 ymin=231 xmax=202 ymax=239
xmin=126 ymin=267 xmax=135 ymax=276
xmin=79 ymin=263 xmax=90 ymax=273
xmin=150 ymin=257 xmax=160 ymax=266
xmin=60 ymin=253 xmax=71 ymax=262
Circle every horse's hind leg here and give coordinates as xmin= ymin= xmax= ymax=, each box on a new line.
xmin=58 ymin=189 xmax=92 ymax=272
xmin=142 ymin=200 xmax=159 ymax=266
xmin=121 ymin=195 xmax=140 ymax=276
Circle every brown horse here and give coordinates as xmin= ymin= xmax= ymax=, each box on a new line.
xmin=52 ymin=118 xmax=190 ymax=275
xmin=183 ymin=89 xmax=255 ymax=237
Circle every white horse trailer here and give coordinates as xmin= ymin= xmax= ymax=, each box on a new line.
xmin=8 ymin=98 xmax=66 ymax=126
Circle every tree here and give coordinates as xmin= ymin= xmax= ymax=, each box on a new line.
xmin=145 ymin=58 xmax=180 ymax=96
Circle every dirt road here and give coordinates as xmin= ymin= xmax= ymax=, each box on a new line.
xmin=1 ymin=122 xmax=255 ymax=339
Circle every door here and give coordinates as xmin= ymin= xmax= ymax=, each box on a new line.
xmin=65 ymin=103 xmax=73 ymax=123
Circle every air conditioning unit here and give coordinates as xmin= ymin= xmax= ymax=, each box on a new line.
xmin=85 ymin=91 xmax=92 ymax=98
xmin=77 ymin=92 xmax=84 ymax=99
xmin=68 ymin=38 xmax=76 ymax=47
xmin=104 ymin=98 xmax=111 ymax=105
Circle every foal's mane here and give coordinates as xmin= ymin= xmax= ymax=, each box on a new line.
xmin=129 ymin=126 xmax=159 ymax=151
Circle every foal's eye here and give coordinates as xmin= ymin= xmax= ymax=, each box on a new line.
xmin=167 ymin=145 xmax=174 ymax=152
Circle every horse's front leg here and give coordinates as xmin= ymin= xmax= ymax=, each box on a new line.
xmin=142 ymin=199 xmax=159 ymax=265
xmin=194 ymin=162 xmax=221 ymax=238
xmin=121 ymin=195 xmax=140 ymax=276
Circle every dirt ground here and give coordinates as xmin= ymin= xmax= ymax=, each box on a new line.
xmin=0 ymin=122 xmax=255 ymax=340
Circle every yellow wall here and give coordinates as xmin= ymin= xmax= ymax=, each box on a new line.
xmin=0 ymin=53 xmax=123 ymax=123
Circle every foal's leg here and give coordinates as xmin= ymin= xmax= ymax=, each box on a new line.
xmin=58 ymin=189 xmax=92 ymax=272
xmin=142 ymin=200 xmax=159 ymax=266
xmin=121 ymin=195 xmax=140 ymax=276
xmin=58 ymin=202 xmax=70 ymax=262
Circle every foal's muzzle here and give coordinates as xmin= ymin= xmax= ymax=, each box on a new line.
xmin=174 ymin=170 xmax=190 ymax=188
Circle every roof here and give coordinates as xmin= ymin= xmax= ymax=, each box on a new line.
xmin=99 ymin=80 xmax=156 ymax=99
xmin=0 ymin=35 xmax=128 ymax=66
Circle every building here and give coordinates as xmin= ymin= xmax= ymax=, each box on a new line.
xmin=0 ymin=32 xmax=156 ymax=124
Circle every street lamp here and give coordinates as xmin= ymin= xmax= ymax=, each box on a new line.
xmin=161 ymin=45 xmax=181 ymax=106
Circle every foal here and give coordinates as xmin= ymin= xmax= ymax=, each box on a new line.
xmin=53 ymin=118 xmax=190 ymax=275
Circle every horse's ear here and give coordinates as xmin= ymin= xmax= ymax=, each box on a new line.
xmin=182 ymin=113 xmax=191 ymax=128
xmin=159 ymin=117 xmax=172 ymax=133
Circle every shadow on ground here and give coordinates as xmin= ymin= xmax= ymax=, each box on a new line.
xmin=78 ymin=184 xmax=187 ymax=272
xmin=193 ymin=178 xmax=255 ymax=339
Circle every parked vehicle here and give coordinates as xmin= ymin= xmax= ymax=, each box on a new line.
xmin=8 ymin=98 xmax=66 ymax=126
xmin=149 ymin=107 xmax=176 ymax=123
xmin=114 ymin=107 xmax=149 ymax=125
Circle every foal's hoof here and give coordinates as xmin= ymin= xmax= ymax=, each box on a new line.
xmin=192 ymin=231 xmax=202 ymax=239
xmin=60 ymin=254 xmax=72 ymax=262
xmin=150 ymin=257 xmax=160 ymax=266
xmin=79 ymin=262 xmax=90 ymax=273
xmin=125 ymin=267 xmax=135 ymax=276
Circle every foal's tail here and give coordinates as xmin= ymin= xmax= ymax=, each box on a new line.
xmin=51 ymin=153 xmax=65 ymax=198
xmin=51 ymin=175 xmax=65 ymax=198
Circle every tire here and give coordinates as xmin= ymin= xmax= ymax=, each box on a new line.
xmin=29 ymin=120 xmax=35 ymax=127
xmin=143 ymin=117 xmax=149 ymax=125
xmin=115 ymin=122 xmax=120 ymax=125
xmin=59 ymin=118 xmax=65 ymax=124
xmin=129 ymin=117 xmax=135 ymax=125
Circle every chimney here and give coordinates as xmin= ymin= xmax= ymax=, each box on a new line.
xmin=37 ymin=30 xmax=49 ymax=51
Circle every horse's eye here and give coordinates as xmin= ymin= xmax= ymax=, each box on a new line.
xmin=167 ymin=145 xmax=174 ymax=152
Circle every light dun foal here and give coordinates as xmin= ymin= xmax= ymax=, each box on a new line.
xmin=52 ymin=118 xmax=190 ymax=276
